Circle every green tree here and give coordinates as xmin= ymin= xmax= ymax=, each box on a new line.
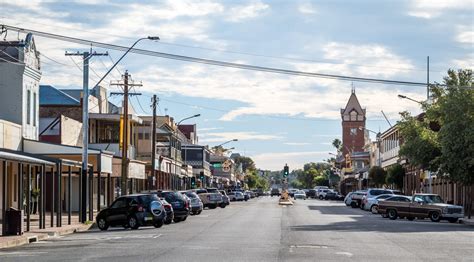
xmin=233 ymin=156 xmax=256 ymax=173
xmin=369 ymin=166 xmax=387 ymax=187
xmin=332 ymin=138 xmax=342 ymax=152
xmin=386 ymin=164 xmax=405 ymax=190
xmin=314 ymin=176 xmax=329 ymax=187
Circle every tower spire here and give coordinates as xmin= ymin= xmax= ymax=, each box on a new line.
xmin=351 ymin=82 xmax=355 ymax=93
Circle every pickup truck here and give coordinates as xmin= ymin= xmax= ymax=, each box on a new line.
xmin=195 ymin=188 xmax=223 ymax=209
xmin=378 ymin=193 xmax=464 ymax=223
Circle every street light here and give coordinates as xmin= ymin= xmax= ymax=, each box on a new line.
xmin=397 ymin=94 xmax=423 ymax=105
xmin=80 ymin=36 xmax=159 ymax=198
xmin=215 ymin=139 xmax=238 ymax=148
xmin=174 ymin=114 xmax=201 ymax=190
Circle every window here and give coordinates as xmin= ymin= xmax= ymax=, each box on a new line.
xmin=350 ymin=128 xmax=357 ymax=136
xmin=33 ymin=92 xmax=37 ymax=126
xmin=144 ymin=132 xmax=150 ymax=140
xmin=111 ymin=198 xmax=127 ymax=209
xmin=138 ymin=133 xmax=144 ymax=139
xmin=26 ymin=90 xmax=31 ymax=125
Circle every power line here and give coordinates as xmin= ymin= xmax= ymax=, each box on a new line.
xmin=0 ymin=18 xmax=443 ymax=73
xmin=2 ymin=24 xmax=454 ymax=88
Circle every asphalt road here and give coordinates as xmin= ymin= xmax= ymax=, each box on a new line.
xmin=1 ymin=197 xmax=473 ymax=262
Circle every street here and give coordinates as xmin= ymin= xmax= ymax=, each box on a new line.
xmin=1 ymin=197 xmax=473 ymax=262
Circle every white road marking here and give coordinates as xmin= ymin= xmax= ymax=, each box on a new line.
xmin=336 ymin=252 xmax=353 ymax=257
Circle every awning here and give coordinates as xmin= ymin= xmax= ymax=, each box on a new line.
xmin=0 ymin=149 xmax=55 ymax=166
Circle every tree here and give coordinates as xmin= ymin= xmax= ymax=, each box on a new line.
xmin=398 ymin=111 xmax=441 ymax=171
xmin=332 ymin=138 xmax=342 ymax=152
xmin=314 ymin=176 xmax=329 ymax=187
xmin=233 ymin=156 xmax=256 ymax=173
xmin=369 ymin=166 xmax=387 ymax=187
xmin=386 ymin=164 xmax=405 ymax=190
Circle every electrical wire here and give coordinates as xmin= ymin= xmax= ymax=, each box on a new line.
xmin=0 ymin=18 xmax=443 ymax=73
xmin=4 ymin=24 xmax=462 ymax=88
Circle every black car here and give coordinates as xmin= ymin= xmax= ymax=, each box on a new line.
xmin=96 ymin=194 xmax=166 ymax=231
xmin=307 ymin=189 xmax=317 ymax=199
xmin=154 ymin=191 xmax=189 ymax=223
xmin=160 ymin=198 xmax=174 ymax=224
xmin=271 ymin=188 xmax=280 ymax=197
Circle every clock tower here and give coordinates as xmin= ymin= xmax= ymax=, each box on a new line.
xmin=341 ymin=88 xmax=366 ymax=158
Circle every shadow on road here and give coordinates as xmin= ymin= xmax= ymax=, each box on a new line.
xmin=300 ymin=204 xmax=474 ymax=233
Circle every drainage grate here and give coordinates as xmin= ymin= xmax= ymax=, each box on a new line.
xmin=28 ymin=236 xmax=38 ymax=243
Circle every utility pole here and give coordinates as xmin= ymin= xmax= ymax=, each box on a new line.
xmin=151 ymin=95 xmax=158 ymax=189
xmin=427 ymin=56 xmax=430 ymax=100
xmin=65 ymin=49 xmax=107 ymax=222
xmin=111 ymin=71 xmax=142 ymax=196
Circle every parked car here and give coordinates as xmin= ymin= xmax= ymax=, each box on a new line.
xmin=219 ymin=190 xmax=230 ymax=207
xmin=294 ymin=190 xmax=307 ymax=200
xmin=288 ymin=188 xmax=299 ymax=197
xmin=228 ymin=191 xmax=245 ymax=201
xmin=306 ymin=189 xmax=317 ymax=199
xmin=181 ymin=191 xmax=203 ymax=215
xmin=378 ymin=194 xmax=464 ymax=223
xmin=364 ymin=194 xmax=394 ymax=213
xmin=243 ymin=191 xmax=251 ymax=201
xmin=153 ymin=191 xmax=189 ymax=223
xmin=350 ymin=191 xmax=367 ymax=208
xmin=271 ymin=188 xmax=281 ymax=197
xmin=324 ymin=190 xmax=344 ymax=200
xmin=253 ymin=188 xmax=264 ymax=197
xmin=361 ymin=188 xmax=394 ymax=210
xmin=195 ymin=188 xmax=223 ymax=209
xmin=160 ymin=198 xmax=174 ymax=224
xmin=315 ymin=186 xmax=329 ymax=197
xmin=344 ymin=192 xmax=355 ymax=206
xmin=248 ymin=191 xmax=256 ymax=198
xmin=318 ymin=189 xmax=333 ymax=200
xmin=96 ymin=194 xmax=166 ymax=231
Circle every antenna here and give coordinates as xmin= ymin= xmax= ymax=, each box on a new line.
xmin=381 ymin=110 xmax=392 ymax=127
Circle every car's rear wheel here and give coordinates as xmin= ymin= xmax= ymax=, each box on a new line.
xmin=128 ymin=216 xmax=139 ymax=229
xmin=182 ymin=216 xmax=187 ymax=221
xmin=350 ymin=202 xmax=358 ymax=208
xmin=388 ymin=209 xmax=398 ymax=220
xmin=154 ymin=220 xmax=164 ymax=228
xmin=448 ymin=218 xmax=458 ymax=223
xmin=407 ymin=217 xmax=415 ymax=221
xmin=370 ymin=205 xmax=378 ymax=214
xmin=220 ymin=203 xmax=226 ymax=208
xmin=197 ymin=210 xmax=202 ymax=215
xmin=164 ymin=218 xmax=172 ymax=225
xmin=97 ymin=218 xmax=109 ymax=231
xmin=429 ymin=211 xmax=441 ymax=222
xmin=319 ymin=196 xmax=323 ymax=200
xmin=173 ymin=217 xmax=182 ymax=223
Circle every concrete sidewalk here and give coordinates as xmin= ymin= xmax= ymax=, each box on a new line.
xmin=460 ymin=216 xmax=474 ymax=226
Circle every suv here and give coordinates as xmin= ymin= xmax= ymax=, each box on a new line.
xmin=181 ymin=191 xmax=203 ymax=215
xmin=96 ymin=194 xmax=166 ymax=230
xmin=153 ymin=191 xmax=190 ymax=223
xmin=318 ymin=189 xmax=332 ymax=200
xmin=271 ymin=188 xmax=280 ymax=197
xmin=361 ymin=189 xmax=394 ymax=210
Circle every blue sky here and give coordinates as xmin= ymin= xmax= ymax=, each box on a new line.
xmin=2 ymin=0 xmax=472 ymax=170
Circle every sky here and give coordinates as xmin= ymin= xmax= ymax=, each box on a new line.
xmin=1 ymin=0 xmax=472 ymax=170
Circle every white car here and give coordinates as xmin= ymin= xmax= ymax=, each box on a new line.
xmin=318 ymin=189 xmax=333 ymax=200
xmin=361 ymin=189 xmax=394 ymax=210
xmin=294 ymin=190 xmax=307 ymax=200
xmin=228 ymin=191 xmax=245 ymax=201
xmin=364 ymin=194 xmax=394 ymax=213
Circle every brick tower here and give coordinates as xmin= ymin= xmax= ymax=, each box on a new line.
xmin=341 ymin=88 xmax=366 ymax=158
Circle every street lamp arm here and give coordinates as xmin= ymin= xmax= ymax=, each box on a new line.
xmin=177 ymin=114 xmax=201 ymax=126
xmin=92 ymin=37 xmax=157 ymax=88
xmin=215 ymin=139 xmax=238 ymax=148
xmin=397 ymin=94 xmax=423 ymax=105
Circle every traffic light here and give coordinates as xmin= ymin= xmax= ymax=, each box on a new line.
xmin=191 ymin=177 xmax=196 ymax=188
xmin=283 ymin=164 xmax=289 ymax=177
xmin=200 ymin=171 xmax=205 ymax=183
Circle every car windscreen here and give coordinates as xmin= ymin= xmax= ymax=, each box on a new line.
xmin=162 ymin=192 xmax=182 ymax=202
xmin=185 ymin=192 xmax=199 ymax=199
xmin=421 ymin=195 xmax=443 ymax=203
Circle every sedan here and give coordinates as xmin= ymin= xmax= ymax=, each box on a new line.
xmin=363 ymin=194 xmax=394 ymax=213
xmin=294 ymin=190 xmax=307 ymax=200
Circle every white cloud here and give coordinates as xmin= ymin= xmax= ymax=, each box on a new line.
xmin=298 ymin=2 xmax=317 ymax=14
xmin=199 ymin=131 xmax=282 ymax=143
xmin=251 ymin=151 xmax=329 ymax=170
xmin=450 ymin=53 xmax=474 ymax=69
xmin=284 ymin=142 xmax=311 ymax=146
xmin=407 ymin=0 xmax=473 ymax=19
xmin=226 ymin=1 xmax=269 ymax=22
xmin=456 ymin=26 xmax=474 ymax=45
